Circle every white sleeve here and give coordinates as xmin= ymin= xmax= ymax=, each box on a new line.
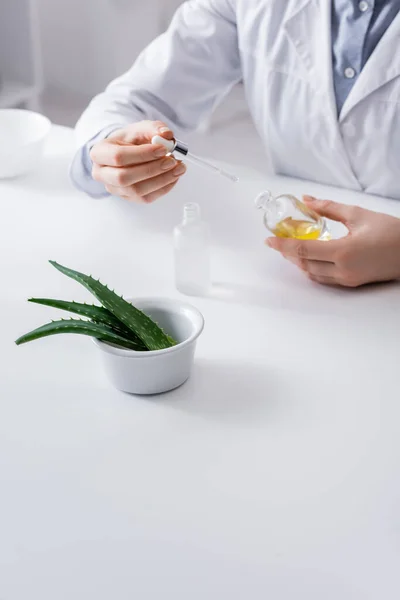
xmin=73 ymin=0 xmax=240 ymax=147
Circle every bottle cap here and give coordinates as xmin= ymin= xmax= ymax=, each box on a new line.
xmin=183 ymin=202 xmax=201 ymax=223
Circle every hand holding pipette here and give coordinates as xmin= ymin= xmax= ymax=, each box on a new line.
xmin=87 ymin=119 xmax=235 ymax=204
xmin=151 ymin=135 xmax=239 ymax=183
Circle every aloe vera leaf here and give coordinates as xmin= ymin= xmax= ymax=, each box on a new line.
xmin=15 ymin=319 xmax=145 ymax=350
xmin=165 ymin=334 xmax=177 ymax=346
xmin=49 ymin=261 xmax=177 ymax=351
xmin=28 ymin=298 xmax=146 ymax=349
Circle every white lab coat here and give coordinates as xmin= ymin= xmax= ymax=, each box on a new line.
xmin=75 ymin=0 xmax=400 ymax=200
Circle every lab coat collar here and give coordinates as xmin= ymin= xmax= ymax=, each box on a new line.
xmin=283 ymin=0 xmax=362 ymax=189
xmin=340 ymin=11 xmax=400 ymax=120
xmin=284 ymin=0 xmax=400 ymax=122
xmin=283 ymin=0 xmax=338 ymax=128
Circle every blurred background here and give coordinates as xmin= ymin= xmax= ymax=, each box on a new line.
xmin=0 ymin=0 xmax=265 ymax=168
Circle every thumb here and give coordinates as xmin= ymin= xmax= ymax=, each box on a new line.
xmin=303 ymin=195 xmax=355 ymax=227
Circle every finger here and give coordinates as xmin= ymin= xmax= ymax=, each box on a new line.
xmin=104 ymin=184 xmax=134 ymax=200
xmin=266 ymin=236 xmax=341 ymax=262
xmin=94 ymin=156 xmax=178 ymax=187
xmin=103 ymin=162 xmax=185 ymax=197
xmin=106 ymin=179 xmax=180 ymax=204
xmin=303 ymin=196 xmax=359 ymax=228
xmin=285 ymin=256 xmax=339 ymax=278
xmin=90 ymin=139 xmax=169 ymax=168
xmin=303 ymin=259 xmax=338 ymax=278
xmin=308 ymin=273 xmax=339 ymax=286
xmin=142 ymin=181 xmax=179 ymax=204
xmin=285 ymin=256 xmax=308 ymax=271
xmin=115 ymin=121 xmax=175 ymax=145
xmin=285 ymin=256 xmax=340 ymax=285
xmin=133 ymin=162 xmax=186 ymax=196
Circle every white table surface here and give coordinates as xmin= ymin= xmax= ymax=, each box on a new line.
xmin=1 ymin=126 xmax=400 ymax=600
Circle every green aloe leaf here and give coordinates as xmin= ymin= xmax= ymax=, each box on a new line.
xmin=49 ymin=261 xmax=176 ymax=351
xmin=15 ymin=319 xmax=145 ymax=351
xmin=28 ymin=298 xmax=146 ymax=350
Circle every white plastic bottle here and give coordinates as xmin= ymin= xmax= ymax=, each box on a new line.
xmin=173 ymin=203 xmax=211 ymax=296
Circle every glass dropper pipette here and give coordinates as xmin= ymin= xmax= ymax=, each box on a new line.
xmin=151 ymin=135 xmax=239 ymax=183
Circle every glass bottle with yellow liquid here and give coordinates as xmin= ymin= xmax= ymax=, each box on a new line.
xmin=255 ymin=191 xmax=331 ymax=241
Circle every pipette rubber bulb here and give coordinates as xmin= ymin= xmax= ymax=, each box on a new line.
xmin=151 ymin=135 xmax=175 ymax=153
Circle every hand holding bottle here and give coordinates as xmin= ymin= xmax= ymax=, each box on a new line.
xmin=266 ymin=196 xmax=400 ymax=287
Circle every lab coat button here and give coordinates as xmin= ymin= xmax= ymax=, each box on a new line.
xmin=344 ymin=67 xmax=356 ymax=79
xmin=359 ymin=1 xmax=369 ymax=12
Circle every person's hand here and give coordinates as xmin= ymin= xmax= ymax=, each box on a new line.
xmin=89 ymin=120 xmax=186 ymax=203
xmin=266 ymin=196 xmax=400 ymax=287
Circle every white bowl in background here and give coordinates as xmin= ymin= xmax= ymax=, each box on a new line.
xmin=93 ymin=298 xmax=205 ymax=395
xmin=0 ymin=109 xmax=52 ymax=178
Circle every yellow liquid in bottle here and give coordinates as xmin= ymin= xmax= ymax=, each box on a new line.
xmin=273 ymin=217 xmax=323 ymax=240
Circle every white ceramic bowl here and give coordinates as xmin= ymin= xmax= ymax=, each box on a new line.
xmin=93 ymin=298 xmax=205 ymax=395
xmin=0 ymin=109 xmax=52 ymax=178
